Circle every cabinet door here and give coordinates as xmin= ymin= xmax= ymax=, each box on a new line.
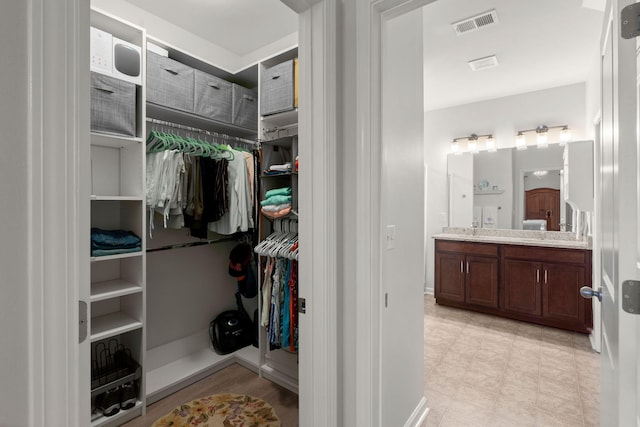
xmin=435 ymin=251 xmax=465 ymax=303
xmin=465 ymin=256 xmax=498 ymax=308
xmin=542 ymin=262 xmax=586 ymax=324
xmin=503 ymin=259 xmax=542 ymax=316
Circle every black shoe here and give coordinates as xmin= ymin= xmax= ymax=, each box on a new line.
xmin=120 ymin=381 xmax=137 ymax=410
xmin=96 ymin=387 xmax=121 ymax=417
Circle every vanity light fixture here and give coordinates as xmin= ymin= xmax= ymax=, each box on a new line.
xmin=515 ymin=124 xmax=571 ymax=149
xmin=451 ymin=132 xmax=495 ymax=154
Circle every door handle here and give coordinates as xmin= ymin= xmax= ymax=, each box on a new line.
xmin=466 ymin=261 xmax=469 ymax=274
xmin=460 ymin=260 xmax=464 ymax=273
xmin=544 ymin=270 xmax=548 ymax=284
xmin=580 ymin=286 xmax=602 ymax=302
xmin=536 ymin=268 xmax=540 ymax=283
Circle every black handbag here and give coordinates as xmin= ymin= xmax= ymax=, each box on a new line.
xmin=209 ymin=292 xmax=253 ymax=355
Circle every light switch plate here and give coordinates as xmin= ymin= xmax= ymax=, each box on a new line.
xmin=386 ymin=225 xmax=396 ymax=250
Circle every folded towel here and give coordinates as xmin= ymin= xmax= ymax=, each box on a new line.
xmin=261 ymin=206 xmax=292 ymax=219
xmin=260 ymin=195 xmax=292 ymax=206
xmin=267 ymin=162 xmax=292 ymax=172
xmin=265 ymin=187 xmax=292 ymax=198
xmin=261 ymin=203 xmax=292 ymax=213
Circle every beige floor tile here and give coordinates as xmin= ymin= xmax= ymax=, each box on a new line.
xmin=538 ymin=376 xmax=581 ymax=404
xmin=539 ymin=364 xmax=578 ymax=385
xmin=536 ymin=409 xmax=584 ymax=427
xmin=537 ymin=393 xmax=584 ymax=423
xmin=498 ymin=381 xmax=539 ymax=407
xmin=425 ymin=298 xmax=598 ymax=427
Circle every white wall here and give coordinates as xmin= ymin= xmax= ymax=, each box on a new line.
xmin=423 ymin=83 xmax=588 ymax=293
xmin=381 ymin=8 xmax=425 ymax=426
xmin=447 ymin=153 xmax=473 ymax=227
xmin=0 ymin=3 xmax=29 ymax=425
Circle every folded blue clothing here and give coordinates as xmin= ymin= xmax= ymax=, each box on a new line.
xmin=91 ymin=228 xmax=141 ymax=248
xmin=92 ymin=246 xmax=141 ymax=257
xmin=265 ymin=187 xmax=292 ymax=198
xmin=260 ymin=195 xmax=292 ymax=206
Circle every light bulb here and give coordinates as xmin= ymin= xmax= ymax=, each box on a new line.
xmin=485 ymin=135 xmax=496 ymax=152
xmin=468 ymin=140 xmax=478 ymax=152
xmin=536 ymin=131 xmax=548 ymax=148
xmin=516 ymin=132 xmax=527 ymax=150
xmin=451 ymin=140 xmax=460 ymax=154
xmin=560 ymin=126 xmax=571 ymax=145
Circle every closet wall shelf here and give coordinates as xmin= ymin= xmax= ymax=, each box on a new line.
xmin=145 ymin=344 xmax=259 ymax=404
xmin=91 ymin=401 xmax=142 ymax=427
xmin=474 ymin=189 xmax=505 ymax=195
xmin=91 ymin=132 xmax=143 ymax=149
xmin=147 ymin=103 xmax=258 ymax=138
xmin=261 ymin=109 xmax=298 ymax=128
xmin=260 ymin=172 xmax=293 ymax=178
xmin=91 ymin=195 xmax=144 ymax=201
xmin=90 ymin=279 xmax=143 ymax=302
xmin=91 ymin=252 xmax=143 ymax=263
xmin=90 ymin=312 xmax=143 ymax=342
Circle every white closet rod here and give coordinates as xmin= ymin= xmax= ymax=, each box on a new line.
xmin=146 ymin=234 xmax=249 ymax=253
xmin=146 ymin=117 xmax=260 ymax=147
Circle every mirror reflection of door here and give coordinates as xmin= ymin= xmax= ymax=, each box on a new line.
xmin=525 ymin=187 xmax=560 ymax=230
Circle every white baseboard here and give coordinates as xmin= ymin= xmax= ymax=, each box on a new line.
xmin=404 ymin=396 xmax=429 ymax=427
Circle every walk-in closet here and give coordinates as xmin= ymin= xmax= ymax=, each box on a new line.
xmin=86 ymin=2 xmax=301 ymax=425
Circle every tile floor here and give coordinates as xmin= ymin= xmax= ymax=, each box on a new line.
xmin=422 ymin=295 xmax=600 ymax=427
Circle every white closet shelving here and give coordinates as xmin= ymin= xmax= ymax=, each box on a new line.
xmin=141 ymin=37 xmax=264 ymax=405
xmin=89 ymin=8 xmax=146 ymax=427
xmin=257 ymin=48 xmax=300 ymax=394
xmin=88 ymin=7 xmax=300 ymax=423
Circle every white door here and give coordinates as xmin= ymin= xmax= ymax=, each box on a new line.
xmin=596 ymin=1 xmax=640 ymax=426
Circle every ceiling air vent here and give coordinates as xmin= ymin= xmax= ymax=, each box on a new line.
xmin=468 ymin=55 xmax=499 ymax=71
xmin=452 ymin=10 xmax=499 ymax=35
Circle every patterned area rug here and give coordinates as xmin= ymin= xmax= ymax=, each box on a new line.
xmin=152 ymin=393 xmax=281 ymax=427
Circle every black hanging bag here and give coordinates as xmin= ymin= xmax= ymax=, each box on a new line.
xmin=209 ymin=292 xmax=253 ymax=355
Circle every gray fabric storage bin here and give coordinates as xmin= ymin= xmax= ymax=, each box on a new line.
xmin=194 ymin=70 xmax=233 ymax=123
xmin=232 ymin=84 xmax=257 ymax=130
xmin=147 ymin=51 xmax=194 ymax=113
xmin=261 ymin=59 xmax=294 ymax=116
xmin=90 ymin=72 xmax=136 ymax=137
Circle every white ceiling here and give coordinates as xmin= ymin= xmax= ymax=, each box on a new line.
xmin=126 ymin=0 xmax=298 ymax=56
xmin=423 ymin=0 xmax=604 ymax=111
xmin=125 ymin=0 xmax=603 ymax=112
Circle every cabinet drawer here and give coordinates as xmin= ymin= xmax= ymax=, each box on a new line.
xmin=90 ymin=72 xmax=136 ymax=137
xmin=146 ymin=51 xmax=194 ymax=113
xmin=261 ymin=59 xmax=294 ymax=116
xmin=435 ymin=240 xmax=498 ymax=257
xmin=503 ymin=245 xmax=588 ymax=264
xmin=232 ymin=84 xmax=257 ymax=130
xmin=194 ymin=70 xmax=233 ymax=123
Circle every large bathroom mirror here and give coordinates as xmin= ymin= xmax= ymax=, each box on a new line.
xmin=447 ymin=144 xmax=575 ymax=231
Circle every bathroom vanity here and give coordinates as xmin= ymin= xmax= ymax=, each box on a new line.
xmin=433 ymin=228 xmax=592 ymax=333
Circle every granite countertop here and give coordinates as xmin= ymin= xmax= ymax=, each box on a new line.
xmin=433 ymin=227 xmax=592 ymax=250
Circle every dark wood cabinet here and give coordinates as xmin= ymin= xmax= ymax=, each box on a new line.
xmin=434 ymin=239 xmax=592 ymax=333
xmin=465 ymin=256 xmax=499 ymax=308
xmin=542 ymin=262 xmax=586 ymax=324
xmin=503 ymin=259 xmax=542 ymax=316
xmin=435 ymin=241 xmax=498 ymax=309
xmin=434 ymin=251 xmax=465 ymax=303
